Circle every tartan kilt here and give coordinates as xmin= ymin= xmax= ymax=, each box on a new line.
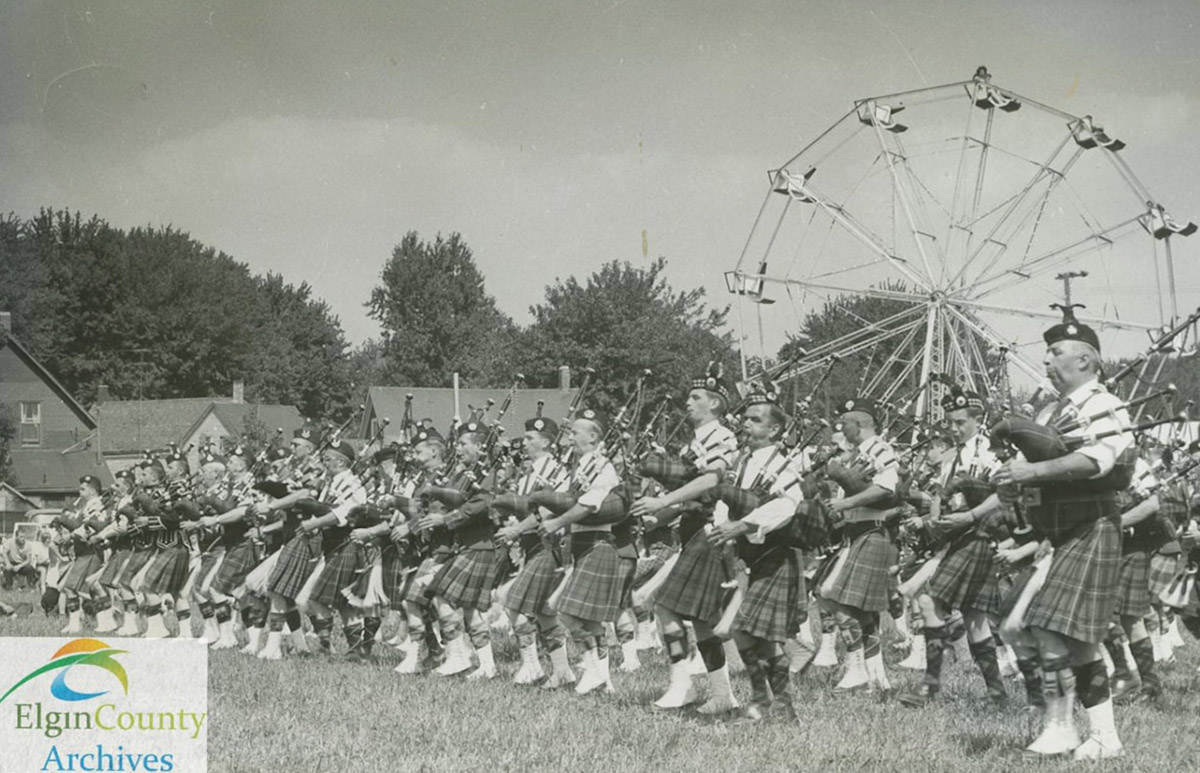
xmin=427 ymin=548 xmax=499 ymax=611
xmin=824 ymin=529 xmax=897 ymax=613
xmin=211 ymin=540 xmax=259 ymax=597
xmin=655 ymin=531 xmax=730 ymax=624
xmin=97 ymin=549 xmax=131 ymax=587
xmin=1114 ymin=549 xmax=1152 ymax=618
xmin=1149 ymin=552 xmax=1182 ymax=599
xmin=555 ymin=532 xmax=622 ymax=623
xmin=142 ymin=545 xmax=191 ymax=596
xmin=404 ymin=557 xmax=445 ymax=604
xmin=504 ymin=550 xmax=562 ymax=617
xmin=266 ymin=532 xmax=320 ymax=600
xmin=734 ymin=547 xmax=803 ymax=641
xmin=309 ymin=543 xmax=366 ymax=609
xmin=60 ymin=553 xmax=102 ymax=593
xmin=633 ymin=544 xmax=676 ymax=589
xmin=926 ymin=536 xmax=1000 ymax=615
xmin=380 ymin=544 xmax=410 ymax=608
xmin=118 ymin=548 xmax=154 ymax=587
xmin=1025 ymin=517 xmax=1121 ymax=644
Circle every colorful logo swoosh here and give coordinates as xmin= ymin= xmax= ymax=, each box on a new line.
xmin=0 ymin=638 xmax=129 ymax=704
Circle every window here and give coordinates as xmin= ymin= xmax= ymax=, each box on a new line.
xmin=19 ymin=401 xmax=41 ymax=446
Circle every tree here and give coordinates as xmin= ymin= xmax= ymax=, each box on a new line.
xmin=516 ymin=258 xmax=737 ymax=421
xmin=0 ymin=209 xmax=353 ymax=417
xmin=0 ymin=404 xmax=14 ymax=483
xmin=367 ymin=232 xmax=518 ymax=389
xmin=244 ymin=273 xmax=352 ymax=419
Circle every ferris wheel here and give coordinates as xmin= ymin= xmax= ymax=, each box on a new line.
xmin=727 ymin=66 xmax=1197 ymax=419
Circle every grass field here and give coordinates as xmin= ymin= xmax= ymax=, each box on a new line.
xmin=3 ymin=587 xmax=1199 ymax=772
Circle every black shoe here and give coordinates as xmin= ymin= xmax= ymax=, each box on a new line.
xmin=898 ymin=686 xmax=937 ymax=708
xmin=1111 ymin=676 xmax=1142 ymax=704
xmin=1132 ymin=687 xmax=1162 ymax=705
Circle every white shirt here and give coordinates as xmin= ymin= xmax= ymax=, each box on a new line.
xmin=1037 ymin=377 xmax=1131 ymax=477
xmin=939 ymin=432 xmax=1000 ymax=485
xmin=571 ymin=449 xmax=621 ymax=510
xmin=715 ymin=443 xmax=805 ymax=544
xmin=687 ymin=419 xmax=738 ymax=475
xmin=319 ymin=469 xmax=368 ymax=525
xmin=854 ymin=434 xmax=900 ymax=493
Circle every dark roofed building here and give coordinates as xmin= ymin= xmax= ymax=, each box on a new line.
xmin=360 ymin=385 xmax=579 ymax=444
xmin=95 ymin=382 xmax=304 ymax=475
xmin=0 ymin=312 xmax=111 ymax=517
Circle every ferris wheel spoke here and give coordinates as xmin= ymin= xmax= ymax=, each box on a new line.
xmin=971 ymin=215 xmax=1145 ymax=297
xmin=758 ymin=275 xmax=926 ymax=305
xmin=949 ymin=297 xmax=1159 ymax=332
xmin=774 ymin=316 xmax=927 ymax=384
xmin=867 ymin=117 xmax=941 ymax=288
xmin=943 ymin=305 xmax=1049 ymax=389
xmin=947 ymin=134 xmax=1077 ymax=289
xmin=863 ymin=322 xmax=925 ymax=396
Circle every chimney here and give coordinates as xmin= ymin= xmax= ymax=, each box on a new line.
xmin=96 ymin=384 xmax=111 ymax=403
xmin=232 ymin=379 xmax=245 ymax=404
xmin=558 ymin=365 xmax=571 ymax=391
xmin=0 ymin=311 xmax=11 ymax=335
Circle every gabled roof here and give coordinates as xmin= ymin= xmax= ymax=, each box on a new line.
xmin=8 ymin=449 xmax=113 ymax=494
xmin=189 ymin=402 xmax=306 ymax=443
xmin=96 ymin=398 xmax=224 ymax=454
xmin=361 ymin=386 xmax=579 ymax=441
xmin=0 ymin=331 xmax=96 ymax=429
xmin=97 ymin=398 xmax=304 ymax=454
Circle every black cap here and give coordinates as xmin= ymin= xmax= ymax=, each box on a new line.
xmin=413 ymin=425 xmax=444 ymax=445
xmin=1044 ymin=303 xmax=1100 ymax=352
xmin=577 ymin=407 xmax=606 ymax=435
xmin=525 ymin=417 xmax=559 ymax=439
xmin=743 ymin=374 xmax=779 ymax=408
xmin=691 ymin=360 xmax=731 ymax=404
xmin=941 ymin=387 xmax=985 ymax=413
xmin=79 ymin=475 xmax=102 ymax=491
xmin=840 ymin=396 xmax=879 ymax=423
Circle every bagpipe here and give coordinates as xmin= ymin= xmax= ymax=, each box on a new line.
xmin=554 ymin=366 xmax=594 ymax=466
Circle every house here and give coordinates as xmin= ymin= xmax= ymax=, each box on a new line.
xmin=95 ymin=384 xmax=305 ymax=475
xmin=0 ymin=312 xmax=112 ymax=530
xmin=359 ymin=369 xmax=579 ymax=446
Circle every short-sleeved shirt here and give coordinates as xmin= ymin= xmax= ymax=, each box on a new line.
xmin=853 ymin=434 xmax=900 ymax=494
xmin=1035 ymin=377 xmax=1131 ymax=477
xmin=686 ymin=419 xmax=738 ymax=476
xmin=318 ymin=469 xmax=368 ymax=526
xmin=939 ymin=432 xmax=1000 ymax=485
xmin=570 ymin=450 xmax=621 ymax=510
xmin=717 ymin=443 xmax=805 ymax=542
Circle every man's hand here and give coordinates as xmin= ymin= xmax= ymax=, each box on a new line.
xmin=993 ymin=459 xmax=1036 ymax=487
xmin=707 ymin=520 xmax=752 ymax=546
xmin=254 ymin=502 xmax=273 ymax=517
xmin=993 ymin=547 xmax=1022 ymax=571
xmin=630 ymin=496 xmax=667 ymax=518
xmin=298 ymin=518 xmax=319 ymax=533
xmin=931 ymin=510 xmax=974 ymax=536
xmin=539 ymin=517 xmax=563 ymax=536
xmin=389 ymin=524 xmax=410 ymax=543
xmin=495 ymin=524 xmax=521 ymax=543
xmin=350 ymin=528 xmax=372 ymax=543
xmin=418 ymin=512 xmax=447 ymax=532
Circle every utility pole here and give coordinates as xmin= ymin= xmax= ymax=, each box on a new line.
xmin=1055 ymin=270 xmax=1088 ymax=306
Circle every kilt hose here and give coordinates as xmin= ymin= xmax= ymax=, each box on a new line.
xmin=824 ymin=528 xmax=897 ymax=613
xmin=1149 ymin=551 xmax=1182 ymax=600
xmin=380 ymin=543 xmax=411 ymax=609
xmin=60 ymin=552 xmax=103 ymax=593
xmin=211 ymin=539 xmax=259 ymax=597
xmin=734 ymin=547 xmax=804 ymax=642
xmin=118 ymin=547 xmax=155 ymax=587
xmin=655 ymin=530 xmax=730 ymax=624
xmin=309 ymin=542 xmax=366 ymax=610
xmin=555 ymin=531 xmax=623 ymax=623
xmin=926 ymin=535 xmax=1000 ymax=615
xmin=142 ymin=544 xmax=191 ymax=596
xmin=504 ymin=549 xmax=563 ymax=618
xmin=1025 ymin=515 xmax=1121 ymax=644
xmin=97 ymin=548 xmax=131 ymax=587
xmin=267 ymin=532 xmax=321 ymax=600
xmin=427 ymin=547 xmax=500 ymax=612
xmin=618 ymin=555 xmax=638 ymax=609
xmin=1114 ymin=549 xmax=1152 ymax=618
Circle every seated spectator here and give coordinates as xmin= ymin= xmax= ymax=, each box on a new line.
xmin=3 ymin=533 xmax=39 ymax=591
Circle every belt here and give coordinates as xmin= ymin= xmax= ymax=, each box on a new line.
xmin=573 ymin=524 xmax=613 ymax=533
xmin=841 ymin=507 xmax=891 ymax=524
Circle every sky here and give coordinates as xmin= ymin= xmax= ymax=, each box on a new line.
xmin=2 ymin=0 xmax=1199 ymax=383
